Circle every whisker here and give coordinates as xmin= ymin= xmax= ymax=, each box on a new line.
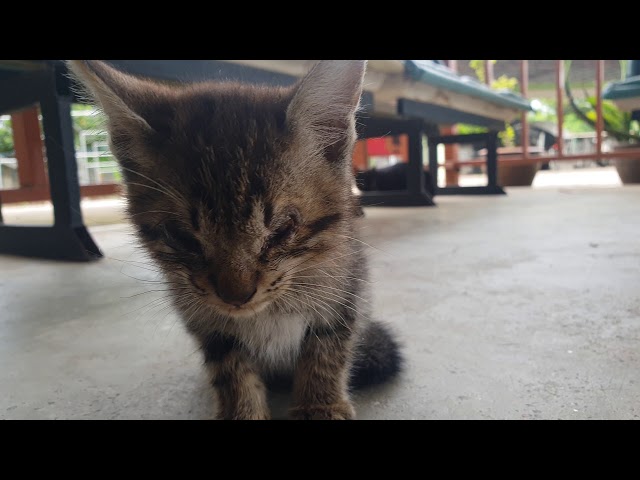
xmin=109 ymin=257 xmax=163 ymax=273
xmin=118 ymin=271 xmax=165 ymax=284
xmin=288 ymin=282 xmax=369 ymax=304
xmin=285 ymin=286 xmax=351 ymax=312
xmin=130 ymin=210 xmax=180 ymax=217
xmin=332 ymin=233 xmax=393 ymax=257
xmin=126 ymin=182 xmax=184 ymax=205
xmin=123 ymin=290 xmax=190 ymax=318
xmin=287 ymin=274 xmax=372 ymax=284
xmin=285 ymin=286 xmax=360 ymax=317
xmin=121 ymin=287 xmax=192 ymax=299
xmin=286 ymin=288 xmax=354 ymax=333
xmin=277 ymin=294 xmax=302 ymax=315
xmin=284 ymin=292 xmax=360 ymax=326
xmin=280 ymin=238 xmax=362 ymax=277
xmin=119 ymin=165 xmax=185 ymax=203
xmin=281 ymin=291 xmax=334 ymax=340
xmin=288 ymin=248 xmax=366 ymax=276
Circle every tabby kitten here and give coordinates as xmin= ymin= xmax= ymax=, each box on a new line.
xmin=68 ymin=60 xmax=402 ymax=420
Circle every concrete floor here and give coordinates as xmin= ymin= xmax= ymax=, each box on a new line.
xmin=1 ymin=186 xmax=639 ymax=419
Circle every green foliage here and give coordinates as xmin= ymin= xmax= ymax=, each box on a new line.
xmin=71 ymin=105 xmax=106 ymax=147
xmin=492 ymin=75 xmax=518 ymax=92
xmin=528 ymin=102 xmax=555 ymax=123
xmin=456 ymin=124 xmax=488 ymax=135
xmin=584 ymin=98 xmax=625 ymax=131
xmin=469 ymin=59 xmax=494 ymax=84
xmin=582 ymin=96 xmax=639 ymax=140
xmin=564 ymin=60 xmax=640 ymax=143
xmin=528 ymin=98 xmax=594 ymax=133
xmin=468 ymin=60 xmax=519 ymax=92
xmin=72 ymin=104 xmax=105 ymax=132
xmin=564 ymin=114 xmax=594 ymax=134
xmin=498 ymin=124 xmax=516 ymax=147
xmin=0 ymin=118 xmax=14 ymax=156
xmin=463 ymin=61 xmax=519 ymax=146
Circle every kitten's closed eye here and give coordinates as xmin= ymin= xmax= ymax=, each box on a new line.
xmin=161 ymin=223 xmax=203 ymax=254
xmin=272 ymin=215 xmax=297 ymax=241
xmin=263 ymin=212 xmax=299 ymax=254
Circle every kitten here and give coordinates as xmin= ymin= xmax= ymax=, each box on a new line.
xmin=68 ymin=60 xmax=403 ymax=420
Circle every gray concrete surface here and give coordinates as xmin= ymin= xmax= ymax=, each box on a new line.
xmin=1 ymin=186 xmax=639 ymax=419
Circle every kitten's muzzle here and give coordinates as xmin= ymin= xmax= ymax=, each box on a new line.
xmin=208 ymin=271 xmax=258 ymax=307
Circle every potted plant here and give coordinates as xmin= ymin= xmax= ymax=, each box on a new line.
xmin=611 ymin=127 xmax=640 ymax=185
xmin=565 ymin=60 xmax=640 ymax=184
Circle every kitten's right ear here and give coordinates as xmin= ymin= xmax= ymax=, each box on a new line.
xmin=66 ymin=60 xmax=161 ymax=133
xmin=287 ymin=60 xmax=366 ymax=164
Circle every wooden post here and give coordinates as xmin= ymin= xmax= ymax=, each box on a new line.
xmin=443 ymin=60 xmax=459 ymax=186
xmin=352 ymin=139 xmax=368 ymax=172
xmin=556 ymin=60 xmax=564 ymax=156
xmin=595 ymin=60 xmax=604 ymax=158
xmin=441 ymin=126 xmax=459 ymax=187
xmin=520 ymin=60 xmax=529 ymax=159
xmin=11 ymin=107 xmax=47 ymax=189
xmin=484 ymin=60 xmax=494 ymax=86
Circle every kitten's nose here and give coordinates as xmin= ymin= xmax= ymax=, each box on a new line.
xmin=209 ymin=271 xmax=258 ymax=307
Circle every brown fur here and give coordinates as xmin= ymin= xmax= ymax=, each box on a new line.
xmin=291 ymin=327 xmax=356 ymax=420
xmin=68 ymin=60 xmax=402 ymax=420
xmin=206 ymin=352 xmax=270 ymax=420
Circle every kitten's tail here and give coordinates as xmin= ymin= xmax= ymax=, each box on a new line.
xmin=350 ymin=320 xmax=404 ymax=389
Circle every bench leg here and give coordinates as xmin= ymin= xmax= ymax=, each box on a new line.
xmin=486 ymin=131 xmax=503 ymax=192
xmin=357 ymin=117 xmax=435 ymax=207
xmin=433 ymin=130 xmax=506 ymax=196
xmin=0 ymin=67 xmax=102 ymax=261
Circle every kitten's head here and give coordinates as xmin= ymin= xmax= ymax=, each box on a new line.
xmin=68 ymin=60 xmax=366 ymax=319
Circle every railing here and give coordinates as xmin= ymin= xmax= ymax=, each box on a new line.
xmin=0 ymin=109 xmax=120 ymax=204
xmin=0 ymin=157 xmax=18 ymax=189
xmin=76 ymin=129 xmax=119 ymax=186
xmin=448 ymin=60 xmax=640 ymax=169
xmin=0 ymin=153 xmax=119 ymax=191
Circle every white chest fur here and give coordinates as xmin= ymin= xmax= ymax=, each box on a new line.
xmin=232 ymin=311 xmax=308 ymax=371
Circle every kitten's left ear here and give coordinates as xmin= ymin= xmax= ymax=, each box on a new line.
xmin=66 ymin=60 xmax=170 ymax=136
xmin=287 ymin=60 xmax=367 ymax=163
xmin=67 ymin=60 xmax=176 ymax=174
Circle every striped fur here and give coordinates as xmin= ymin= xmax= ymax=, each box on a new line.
xmin=68 ymin=59 xmax=403 ymax=420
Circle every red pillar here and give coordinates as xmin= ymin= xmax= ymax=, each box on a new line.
xmin=352 ymin=139 xmax=368 ymax=172
xmin=11 ymin=107 xmax=48 ymax=190
xmin=443 ymin=60 xmax=460 ymax=186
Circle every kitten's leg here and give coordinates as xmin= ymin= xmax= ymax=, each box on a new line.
xmin=290 ymin=326 xmax=356 ymax=420
xmin=203 ymin=335 xmax=270 ymax=420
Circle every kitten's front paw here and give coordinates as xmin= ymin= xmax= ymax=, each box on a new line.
xmin=290 ymin=401 xmax=356 ymax=420
xmin=216 ymin=407 xmax=271 ymax=420
xmin=217 ymin=411 xmax=271 ymax=420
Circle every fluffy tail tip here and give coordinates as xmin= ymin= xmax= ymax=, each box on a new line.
xmin=350 ymin=320 xmax=404 ymax=390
